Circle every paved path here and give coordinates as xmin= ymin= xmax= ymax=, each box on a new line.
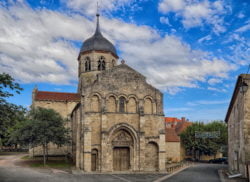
xmin=163 ymin=163 xmax=227 ymax=182
xmin=0 ymin=154 xmax=167 ymax=182
xmin=0 ymin=154 xmax=227 ymax=182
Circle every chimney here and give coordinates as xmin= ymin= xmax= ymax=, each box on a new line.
xmin=181 ymin=117 xmax=185 ymax=122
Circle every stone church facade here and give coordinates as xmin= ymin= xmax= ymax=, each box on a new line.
xmin=32 ymin=14 xmax=166 ymax=172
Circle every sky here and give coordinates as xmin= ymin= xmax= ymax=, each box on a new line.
xmin=0 ymin=0 xmax=249 ymax=122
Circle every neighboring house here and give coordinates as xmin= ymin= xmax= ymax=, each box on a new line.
xmin=165 ymin=117 xmax=192 ymax=162
xmin=165 ymin=127 xmax=181 ymax=162
xmin=225 ymin=74 xmax=250 ymax=178
xmin=165 ymin=117 xmax=186 ymax=128
xmin=165 ymin=117 xmax=221 ymax=162
xmin=31 ymin=14 xmax=166 ymax=172
xmin=30 ymin=90 xmax=80 ymax=156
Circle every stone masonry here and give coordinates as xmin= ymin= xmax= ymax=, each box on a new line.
xmin=225 ymin=74 xmax=250 ymax=178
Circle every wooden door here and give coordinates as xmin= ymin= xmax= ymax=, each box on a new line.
xmin=113 ymin=147 xmax=130 ymax=171
xmin=91 ymin=149 xmax=98 ymax=171
xmin=91 ymin=153 xmax=97 ymax=171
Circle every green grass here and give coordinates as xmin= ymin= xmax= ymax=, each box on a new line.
xmin=30 ymin=160 xmax=73 ymax=168
xmin=21 ymin=155 xmax=31 ymax=160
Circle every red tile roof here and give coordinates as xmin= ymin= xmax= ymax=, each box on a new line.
xmin=35 ymin=91 xmax=80 ymax=102
xmin=165 ymin=117 xmax=182 ymax=122
xmin=165 ymin=128 xmax=180 ymax=142
xmin=175 ymin=121 xmax=192 ymax=135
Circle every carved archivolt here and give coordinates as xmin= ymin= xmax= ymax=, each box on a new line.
xmin=112 ymin=130 xmax=133 ymax=146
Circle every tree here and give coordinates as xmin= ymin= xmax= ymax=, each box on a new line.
xmin=180 ymin=121 xmax=227 ymax=160
xmin=0 ymin=73 xmax=24 ymax=149
xmin=10 ymin=107 xmax=70 ymax=166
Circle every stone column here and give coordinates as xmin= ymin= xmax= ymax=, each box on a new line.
xmin=75 ymin=109 xmax=81 ymax=169
xmin=83 ymin=126 xmax=92 ymax=172
xmin=159 ymin=129 xmax=166 ymax=171
xmin=139 ymin=99 xmax=145 ymax=171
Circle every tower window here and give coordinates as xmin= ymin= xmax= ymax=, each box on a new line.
xmin=85 ymin=57 xmax=91 ymax=71
xmin=98 ymin=56 xmax=106 ymax=71
xmin=119 ymin=97 xmax=126 ymax=113
xmin=112 ymin=59 xmax=115 ymax=67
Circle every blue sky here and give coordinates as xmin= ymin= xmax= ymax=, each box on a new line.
xmin=0 ymin=0 xmax=249 ymax=122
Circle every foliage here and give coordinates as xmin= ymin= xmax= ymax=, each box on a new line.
xmin=0 ymin=73 xmax=24 ymax=148
xmin=180 ymin=121 xmax=227 ymax=159
xmin=10 ymin=107 xmax=71 ymax=165
xmin=0 ymin=73 xmax=23 ymax=101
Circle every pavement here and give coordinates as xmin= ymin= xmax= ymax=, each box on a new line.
xmin=162 ymin=163 xmax=227 ymax=182
xmin=218 ymin=169 xmax=248 ymax=182
xmin=0 ymin=153 xmax=235 ymax=182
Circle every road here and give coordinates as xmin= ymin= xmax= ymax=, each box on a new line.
xmin=0 ymin=154 xmax=226 ymax=182
xmin=163 ymin=163 xmax=227 ymax=182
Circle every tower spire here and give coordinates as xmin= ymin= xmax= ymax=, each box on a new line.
xmin=94 ymin=1 xmax=101 ymax=36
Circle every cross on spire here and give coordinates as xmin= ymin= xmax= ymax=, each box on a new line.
xmin=96 ymin=1 xmax=100 ymax=17
xmin=94 ymin=1 xmax=101 ymax=36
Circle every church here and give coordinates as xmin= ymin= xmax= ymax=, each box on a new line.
xmin=32 ymin=13 xmax=166 ymax=172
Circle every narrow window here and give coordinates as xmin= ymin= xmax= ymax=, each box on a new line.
xmin=119 ymin=97 xmax=126 ymax=113
xmin=85 ymin=57 xmax=91 ymax=71
xmin=112 ymin=59 xmax=115 ymax=67
xmin=98 ymin=56 xmax=106 ymax=71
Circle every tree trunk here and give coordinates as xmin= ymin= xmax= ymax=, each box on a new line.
xmin=46 ymin=144 xmax=48 ymax=162
xmin=43 ymin=144 xmax=46 ymax=166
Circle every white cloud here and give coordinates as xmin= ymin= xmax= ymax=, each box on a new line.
xmin=207 ymin=78 xmax=222 ymax=85
xmin=166 ymin=107 xmax=192 ymax=112
xmin=158 ymin=0 xmax=229 ymax=34
xmin=160 ymin=16 xmax=171 ymax=26
xmin=235 ymin=21 xmax=250 ymax=33
xmin=207 ymin=87 xmax=227 ymax=92
xmin=187 ymin=99 xmax=229 ymax=106
xmin=158 ymin=0 xmax=185 ymax=13
xmin=62 ymin=0 xmax=135 ymax=16
xmin=198 ymin=35 xmax=212 ymax=43
xmin=238 ymin=12 xmax=245 ymax=19
xmin=0 ymin=2 xmax=235 ymax=94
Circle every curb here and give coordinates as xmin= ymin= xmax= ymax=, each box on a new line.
xmin=218 ymin=169 xmax=226 ymax=182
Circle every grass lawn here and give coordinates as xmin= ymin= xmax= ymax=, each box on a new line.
xmin=0 ymin=152 xmax=28 ymax=155
xmin=30 ymin=161 xmax=72 ymax=168
xmin=20 ymin=156 xmax=73 ymax=169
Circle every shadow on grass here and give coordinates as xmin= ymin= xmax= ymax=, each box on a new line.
xmin=18 ymin=156 xmax=73 ymax=170
xmin=0 ymin=152 xmax=28 ymax=156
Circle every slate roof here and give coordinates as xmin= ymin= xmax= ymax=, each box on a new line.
xmin=35 ymin=91 xmax=80 ymax=102
xmin=80 ymin=14 xmax=117 ymax=57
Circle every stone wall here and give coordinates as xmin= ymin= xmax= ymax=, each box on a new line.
xmin=30 ymin=100 xmax=78 ymax=156
xmin=165 ymin=142 xmax=181 ymax=162
xmin=72 ymin=61 xmax=166 ymax=172
xmin=227 ymin=74 xmax=250 ymax=178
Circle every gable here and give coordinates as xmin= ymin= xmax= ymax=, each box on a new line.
xmin=99 ymin=63 xmax=146 ymax=81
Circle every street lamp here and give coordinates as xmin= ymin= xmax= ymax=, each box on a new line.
xmin=240 ymin=81 xmax=248 ymax=93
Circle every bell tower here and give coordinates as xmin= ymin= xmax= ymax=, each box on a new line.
xmin=77 ymin=13 xmax=119 ymax=91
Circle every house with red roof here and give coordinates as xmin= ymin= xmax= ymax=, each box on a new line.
xmin=165 ymin=117 xmax=192 ymax=162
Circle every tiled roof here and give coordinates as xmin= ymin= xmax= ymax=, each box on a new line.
xmin=165 ymin=128 xmax=180 ymax=142
xmin=165 ymin=117 xmax=182 ymax=122
xmin=35 ymin=91 xmax=80 ymax=102
xmin=175 ymin=121 xmax=192 ymax=135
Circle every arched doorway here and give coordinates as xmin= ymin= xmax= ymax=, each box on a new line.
xmin=111 ymin=129 xmax=133 ymax=171
xmin=145 ymin=142 xmax=159 ymax=171
xmin=91 ymin=149 xmax=98 ymax=171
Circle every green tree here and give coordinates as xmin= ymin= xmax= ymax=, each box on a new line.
xmin=10 ymin=107 xmax=70 ymax=166
xmin=0 ymin=73 xmax=24 ymax=149
xmin=180 ymin=121 xmax=227 ymax=160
